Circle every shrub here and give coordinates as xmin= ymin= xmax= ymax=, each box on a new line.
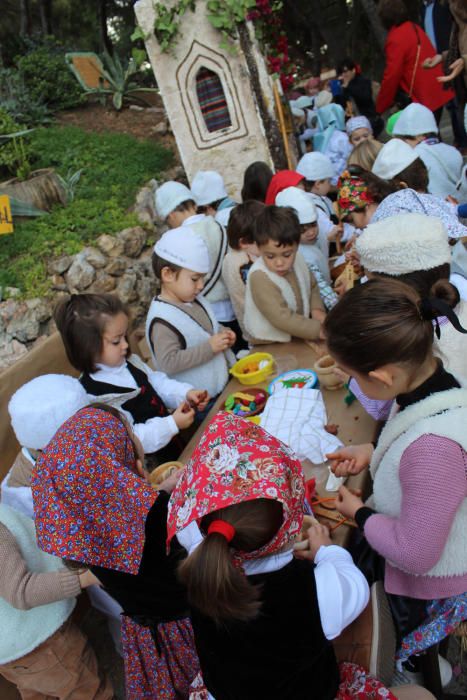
xmin=0 ymin=68 xmax=50 ymax=126
xmin=0 ymin=108 xmax=35 ymax=179
xmin=16 ymin=37 xmax=85 ymax=112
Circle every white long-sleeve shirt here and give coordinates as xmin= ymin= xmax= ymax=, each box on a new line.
xmin=88 ymin=359 xmax=192 ymax=454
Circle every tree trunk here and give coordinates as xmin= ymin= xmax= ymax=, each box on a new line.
xmin=19 ymin=0 xmax=32 ymax=36
xmin=99 ymin=0 xmax=113 ymax=55
xmin=357 ymin=0 xmax=386 ymax=51
xmin=38 ymin=0 xmax=53 ymax=35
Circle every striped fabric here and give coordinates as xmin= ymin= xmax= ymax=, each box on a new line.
xmin=196 ymin=67 xmax=232 ymax=133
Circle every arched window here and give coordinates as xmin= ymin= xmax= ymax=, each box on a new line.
xmin=195 ymin=66 xmax=232 ymax=133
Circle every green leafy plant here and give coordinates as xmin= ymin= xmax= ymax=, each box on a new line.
xmin=153 ymin=0 xmax=196 ymax=52
xmin=15 ymin=37 xmax=85 ymax=112
xmin=0 ymin=109 xmax=35 ymax=180
xmin=55 ymin=168 xmax=83 ymax=203
xmin=92 ymin=51 xmax=158 ymax=110
xmin=206 ymin=0 xmax=256 ymax=45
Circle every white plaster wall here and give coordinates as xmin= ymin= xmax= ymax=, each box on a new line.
xmin=134 ymin=0 xmax=275 ymax=200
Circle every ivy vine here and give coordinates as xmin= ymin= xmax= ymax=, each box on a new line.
xmin=153 ymin=0 xmax=196 ymax=53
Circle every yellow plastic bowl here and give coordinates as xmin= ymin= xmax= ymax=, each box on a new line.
xmin=230 ymin=352 xmax=274 ymax=386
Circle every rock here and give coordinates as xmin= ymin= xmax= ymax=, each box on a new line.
xmin=129 ymin=104 xmax=144 ymax=111
xmin=0 ymin=338 xmax=28 ymax=371
xmin=116 ymin=272 xmax=138 ymax=304
xmin=145 ymin=106 xmax=165 ymax=114
xmin=117 ymin=227 xmax=147 ymax=258
xmin=5 ymin=287 xmax=21 ymax=298
xmin=97 ymin=234 xmax=124 ymax=258
xmin=6 ymin=298 xmax=53 ymax=342
xmin=133 ymin=186 xmax=156 ymax=227
xmin=82 ymin=246 xmax=107 ymax=269
xmin=105 ymin=258 xmax=127 ymax=276
xmin=65 ymin=253 xmax=96 ymax=291
xmin=136 ymin=275 xmax=154 ymax=305
xmin=47 ymin=255 xmax=73 ymax=276
xmin=51 ymin=274 xmax=67 ymax=291
xmin=151 ymin=121 xmax=168 ymax=136
xmin=87 ymin=270 xmax=117 ymax=293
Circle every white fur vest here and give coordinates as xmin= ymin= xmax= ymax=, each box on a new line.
xmin=370 ymin=385 xmax=467 ymax=579
xmin=244 ymin=252 xmax=311 ymax=343
xmin=145 ymin=296 xmax=234 ymax=397
xmin=0 ymin=505 xmax=75 ymax=664
xmin=433 ymin=300 xmax=467 ymax=380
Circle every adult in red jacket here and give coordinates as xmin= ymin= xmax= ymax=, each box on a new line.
xmin=376 ymin=0 xmax=454 ymax=117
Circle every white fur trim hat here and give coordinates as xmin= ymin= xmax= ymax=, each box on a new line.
xmin=371 ymin=138 xmax=419 ymax=180
xmin=191 ymin=171 xmax=227 ymax=206
xmin=275 ymin=186 xmax=317 ymax=224
xmin=392 ymin=103 xmax=438 ymax=137
xmin=154 ymin=226 xmax=210 ymax=273
xmin=346 ymin=115 xmax=372 ymax=136
xmin=356 ymin=213 xmax=450 ymax=275
xmin=296 ymin=152 xmax=335 ymax=181
xmin=155 ymin=181 xmax=193 ymax=220
xmin=8 ymin=374 xmax=89 ymax=450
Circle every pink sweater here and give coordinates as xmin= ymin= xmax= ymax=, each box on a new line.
xmin=364 ymin=433 xmax=467 ymax=599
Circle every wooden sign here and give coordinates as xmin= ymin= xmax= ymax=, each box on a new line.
xmin=0 ymin=195 xmax=13 ymax=235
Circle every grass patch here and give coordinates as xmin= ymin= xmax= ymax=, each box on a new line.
xmin=0 ymin=125 xmax=173 ymax=297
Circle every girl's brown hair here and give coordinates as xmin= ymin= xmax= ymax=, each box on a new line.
xmin=324 ymin=277 xmax=458 ymax=374
xmin=178 ymin=498 xmax=283 ymax=625
xmin=241 ymin=161 xmax=274 ymax=203
xmin=392 ymin=158 xmax=429 ymax=193
xmin=54 ymin=293 xmax=129 ymax=374
xmin=227 ymin=200 xmax=265 ymax=249
xmin=347 ymin=165 xmax=397 ymax=204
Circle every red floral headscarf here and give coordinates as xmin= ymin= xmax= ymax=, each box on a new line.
xmin=265 ymin=170 xmax=305 ymax=205
xmin=167 ymin=412 xmax=304 ymax=563
xmin=337 ymin=170 xmax=374 ymax=219
xmin=31 ymin=406 xmax=157 ymax=575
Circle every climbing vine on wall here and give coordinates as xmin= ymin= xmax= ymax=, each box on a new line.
xmin=152 ymin=0 xmax=295 ymax=90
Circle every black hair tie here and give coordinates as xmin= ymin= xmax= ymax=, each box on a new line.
xmin=419 ymin=297 xmax=467 ymax=340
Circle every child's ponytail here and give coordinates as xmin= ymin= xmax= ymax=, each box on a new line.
xmin=324 ymin=277 xmax=467 ymax=374
xmin=178 ymin=499 xmax=283 ymax=625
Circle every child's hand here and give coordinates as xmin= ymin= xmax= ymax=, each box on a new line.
xmin=326 ymin=443 xmax=374 ymax=477
xmin=173 ymin=401 xmax=195 ymax=430
xmin=328 ymin=223 xmax=343 ymax=242
xmin=294 ymin=522 xmax=332 ymax=561
xmin=423 ymin=54 xmax=442 ymax=69
xmin=187 ymin=389 xmax=210 ymax=411
xmin=209 ymin=331 xmax=234 ymax=354
xmin=79 ymin=570 xmax=101 ymax=589
xmin=158 ymin=468 xmax=183 ymax=494
xmin=224 ymin=329 xmax=236 ymax=347
xmin=336 ymin=485 xmax=364 ymax=520
xmin=311 ymin=308 xmax=326 ymax=324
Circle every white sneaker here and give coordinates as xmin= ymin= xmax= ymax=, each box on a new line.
xmin=438 ymin=654 xmax=453 ymax=688
xmin=393 ymin=653 xmax=452 ymax=689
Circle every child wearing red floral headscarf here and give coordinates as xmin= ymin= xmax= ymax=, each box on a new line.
xmin=31 ymin=405 xmax=200 ymax=700
xmin=167 ymin=413 xmax=428 ymax=700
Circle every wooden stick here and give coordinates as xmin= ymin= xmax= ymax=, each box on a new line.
xmin=273 ymin=81 xmax=292 ymax=169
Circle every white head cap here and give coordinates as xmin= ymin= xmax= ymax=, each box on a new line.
xmin=392 ymin=103 xmax=438 ymax=137
xmin=346 ymin=115 xmax=372 ymax=136
xmin=154 ymin=226 xmax=210 ymax=273
xmin=371 ymin=139 xmax=419 ymax=180
xmin=294 ymin=96 xmax=314 ymax=109
xmin=356 ymin=213 xmax=450 ymax=275
xmin=191 ymin=171 xmax=227 ymax=206
xmin=155 ymin=181 xmax=194 ymax=220
xmin=275 ymin=186 xmax=317 ymax=224
xmin=315 ymin=90 xmax=333 ymax=108
xmin=9 ymin=374 xmax=89 ymax=450
xmin=296 ymin=152 xmax=335 ymax=181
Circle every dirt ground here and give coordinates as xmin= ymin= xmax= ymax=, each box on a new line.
xmin=54 ymin=94 xmax=179 ymax=155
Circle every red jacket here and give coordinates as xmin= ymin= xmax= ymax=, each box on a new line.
xmin=376 ymin=21 xmax=454 ymax=114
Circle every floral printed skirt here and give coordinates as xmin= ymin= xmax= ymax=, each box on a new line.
xmin=397 ymin=591 xmax=467 ymax=664
xmin=189 ymin=662 xmax=398 ymax=699
xmin=121 ymin=615 xmax=200 ymax=699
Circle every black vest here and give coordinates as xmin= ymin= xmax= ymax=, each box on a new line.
xmin=191 ymin=558 xmax=339 ymax=700
xmin=80 ymin=361 xmax=184 ymax=465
